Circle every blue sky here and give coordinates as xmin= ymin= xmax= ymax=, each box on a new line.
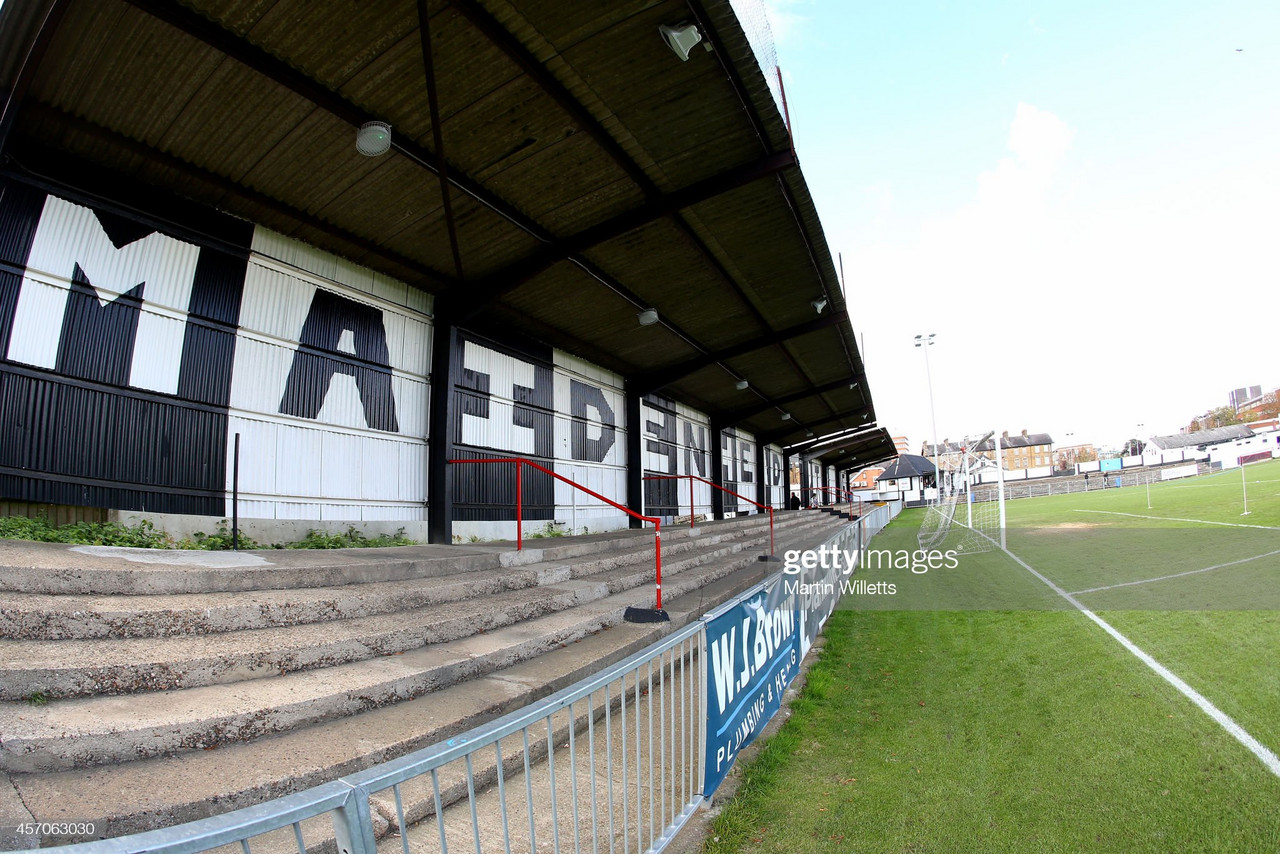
xmin=759 ymin=0 xmax=1280 ymax=452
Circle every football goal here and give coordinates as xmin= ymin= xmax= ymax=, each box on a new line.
xmin=917 ymin=430 xmax=1006 ymax=554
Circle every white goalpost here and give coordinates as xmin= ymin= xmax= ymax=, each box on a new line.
xmin=918 ymin=430 xmax=1006 ymax=554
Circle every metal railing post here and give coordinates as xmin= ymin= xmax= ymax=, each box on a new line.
xmin=232 ymin=432 xmax=240 ymax=551
xmin=689 ymin=476 xmax=695 ymax=528
xmin=330 ymin=786 xmax=378 ymax=854
xmin=654 ymin=521 xmax=663 ymax=609
xmin=767 ymin=507 xmax=775 ymax=557
xmin=453 ymin=457 xmax=666 ymax=618
xmin=645 ymin=473 xmax=776 ymax=560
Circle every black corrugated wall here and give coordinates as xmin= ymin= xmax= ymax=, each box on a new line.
xmin=0 ymin=173 xmax=252 ymax=515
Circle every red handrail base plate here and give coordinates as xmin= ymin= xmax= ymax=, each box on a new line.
xmin=623 ymin=606 xmax=671 ymax=623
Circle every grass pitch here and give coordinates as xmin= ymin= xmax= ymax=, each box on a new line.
xmin=704 ymin=459 xmax=1280 ymax=853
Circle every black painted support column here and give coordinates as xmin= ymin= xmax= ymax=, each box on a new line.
xmin=427 ymin=316 xmax=455 ymax=544
xmin=799 ymin=454 xmax=811 ymax=508
xmin=755 ymin=440 xmax=767 ymax=510
xmin=626 ymin=388 xmax=643 ymax=528
xmin=710 ymin=421 xmax=725 ymax=520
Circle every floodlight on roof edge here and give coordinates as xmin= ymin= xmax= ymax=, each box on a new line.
xmin=659 ymin=23 xmax=703 ymax=61
xmin=356 ymin=121 xmax=392 ymax=156
xmin=812 ymin=298 xmax=828 ymax=314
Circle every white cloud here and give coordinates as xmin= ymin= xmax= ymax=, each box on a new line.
xmin=846 ymin=98 xmax=1279 ymax=449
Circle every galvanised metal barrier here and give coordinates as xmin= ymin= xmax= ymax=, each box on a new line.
xmin=32 ymin=502 xmax=903 ymax=854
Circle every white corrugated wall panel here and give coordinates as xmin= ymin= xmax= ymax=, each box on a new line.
xmin=4 ymin=274 xmax=65 ymax=368
xmin=636 ymin=399 xmax=714 ymax=518
xmin=391 ymin=374 xmax=428 ymax=439
xmin=550 ymin=351 xmax=627 ymax=526
xmin=764 ymin=444 xmax=787 ymax=507
xmin=276 ymin=501 xmax=322 ymax=520
xmin=320 ymin=431 xmax=364 ymax=500
xmin=272 ymin=421 xmax=323 ymax=497
xmin=251 ymin=229 xmax=433 ymax=316
xmin=225 ymin=415 xmax=281 ymax=496
xmin=718 ymin=427 xmax=755 ymax=514
xmin=459 ymin=340 xmax=538 ymax=454
xmin=227 ymin=335 xmax=295 ymax=418
xmin=224 ymin=229 xmax=432 ymax=521
xmin=129 ymin=305 xmax=187 ymax=394
xmin=399 ymin=442 xmax=427 ymax=503
xmin=360 ymin=436 xmax=402 ymax=501
xmin=236 ymin=262 xmax=314 ymax=347
xmin=22 ymin=195 xmax=200 ymax=315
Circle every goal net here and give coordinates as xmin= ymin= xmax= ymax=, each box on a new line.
xmin=918 ymin=431 xmax=1006 ymax=554
xmin=917 ymin=490 xmax=959 ymax=550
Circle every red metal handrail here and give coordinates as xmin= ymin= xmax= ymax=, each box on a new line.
xmin=644 ymin=474 xmax=776 ymax=558
xmin=450 ymin=457 xmax=666 ymax=609
xmin=807 ymin=486 xmax=863 ymax=521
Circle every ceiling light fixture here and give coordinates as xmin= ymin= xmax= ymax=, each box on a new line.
xmin=811 ymin=298 xmax=828 ymax=314
xmin=659 ymin=23 xmax=703 ymax=61
xmin=637 ymin=308 xmax=660 ymax=326
xmin=356 ymin=121 xmax=392 ymax=156
xmin=735 ymin=379 xmax=749 ymax=390
xmin=780 ymin=412 xmax=791 ymax=421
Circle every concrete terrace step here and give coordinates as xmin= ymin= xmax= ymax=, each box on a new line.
xmin=2 ymin=512 xmax=849 ymax=845
xmin=2 ymin=515 xmax=850 ymax=845
xmin=0 ymin=514 xmax=835 ymax=706
xmin=0 ymin=523 xmax=757 ymax=641
xmin=0 ymin=512 xmax=800 ymax=597
xmin=0 ymin=530 xmax=779 ymax=773
xmin=0 ymin=512 xmax=815 ymax=641
xmin=0 ymin=525 xmax=788 ymax=700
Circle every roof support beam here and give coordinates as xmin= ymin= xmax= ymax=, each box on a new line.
xmin=0 ymin=0 xmax=69 ymax=157
xmin=634 ymin=312 xmax=845 ymax=395
xmin=787 ymin=424 xmax=873 ymax=456
xmin=3 ymin=116 xmax=454 ymax=289
xmin=417 ymin=0 xmax=465 ymax=281
xmin=447 ymin=150 xmax=796 ymax=321
xmin=762 ymin=406 xmax=872 ymax=446
xmin=121 ymin=0 xmax=554 ymax=245
xmin=449 ymin=0 xmax=656 ymax=198
xmin=717 ymin=378 xmax=856 ymax=427
xmin=803 ymin=435 xmax=890 ymax=465
xmin=452 ymin=0 xmax=789 ymax=339
xmin=686 ymin=0 xmax=854 ymax=377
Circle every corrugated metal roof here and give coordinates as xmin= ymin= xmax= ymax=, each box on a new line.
xmin=1149 ymin=425 xmax=1253 ymax=450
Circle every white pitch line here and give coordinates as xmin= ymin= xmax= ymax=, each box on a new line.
xmin=1074 ymin=509 xmax=1280 ymax=530
xmin=1168 ymin=478 xmax=1280 ymax=489
xmin=1001 ymin=546 xmax=1280 ymax=779
xmin=1070 ymin=548 xmax=1280 ymax=595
